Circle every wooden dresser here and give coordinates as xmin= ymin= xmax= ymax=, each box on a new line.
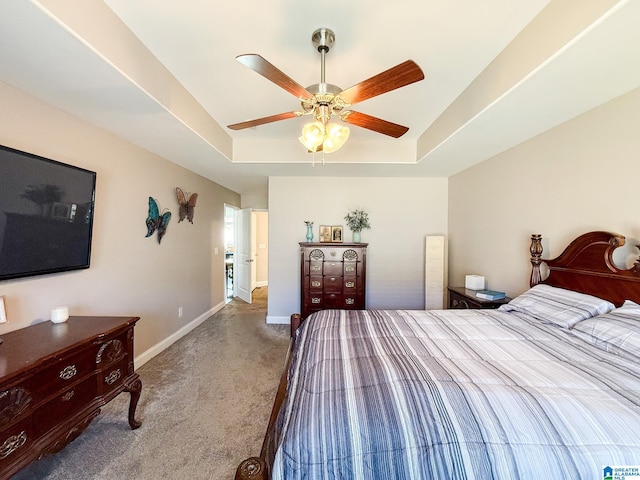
xmin=0 ymin=316 xmax=141 ymax=479
xmin=299 ymin=242 xmax=367 ymax=324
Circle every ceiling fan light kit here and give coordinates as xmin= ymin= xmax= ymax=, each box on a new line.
xmin=228 ymin=27 xmax=425 ymax=157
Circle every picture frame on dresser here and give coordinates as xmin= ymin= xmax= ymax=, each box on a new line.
xmin=331 ymin=226 xmax=343 ymax=242
xmin=319 ymin=225 xmax=332 ymax=243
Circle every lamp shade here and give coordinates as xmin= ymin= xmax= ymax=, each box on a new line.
xmin=299 ymin=121 xmax=325 ymax=152
xmin=322 ymin=123 xmax=350 ymax=153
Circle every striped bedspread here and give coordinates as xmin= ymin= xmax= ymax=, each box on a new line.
xmin=270 ymin=308 xmax=640 ymax=479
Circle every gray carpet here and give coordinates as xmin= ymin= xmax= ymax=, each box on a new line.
xmin=13 ymin=287 xmax=290 ymax=480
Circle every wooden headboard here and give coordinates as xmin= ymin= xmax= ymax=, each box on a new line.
xmin=530 ymin=231 xmax=640 ymax=306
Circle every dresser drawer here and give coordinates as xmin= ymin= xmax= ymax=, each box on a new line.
xmin=98 ymin=359 xmax=128 ymax=396
xmin=307 ymin=261 xmax=323 ymax=275
xmin=308 ymin=276 xmax=323 ymax=292
xmin=0 ymin=417 xmax=33 ymax=469
xmin=32 ymin=376 xmax=98 ymax=436
xmin=32 ymin=347 xmax=97 ymax=401
xmin=323 ymin=275 xmax=343 ymax=293
xmin=343 ymin=261 xmax=358 ymax=275
xmin=323 ymin=261 xmax=343 ymax=276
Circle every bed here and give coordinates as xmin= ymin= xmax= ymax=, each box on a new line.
xmin=235 ymin=231 xmax=640 ymax=479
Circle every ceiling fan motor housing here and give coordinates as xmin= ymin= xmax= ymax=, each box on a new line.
xmin=312 ymin=28 xmax=335 ymax=53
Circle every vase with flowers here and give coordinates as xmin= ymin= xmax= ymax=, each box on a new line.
xmin=344 ymin=209 xmax=371 ymax=243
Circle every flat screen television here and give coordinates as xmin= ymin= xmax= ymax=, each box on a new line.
xmin=0 ymin=144 xmax=97 ymax=281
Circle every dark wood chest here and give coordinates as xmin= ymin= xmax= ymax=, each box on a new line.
xmin=0 ymin=316 xmax=142 ymax=479
xmin=299 ymin=242 xmax=367 ymax=320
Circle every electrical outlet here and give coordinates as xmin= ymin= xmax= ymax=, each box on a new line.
xmin=178 ymin=307 xmax=183 ymax=318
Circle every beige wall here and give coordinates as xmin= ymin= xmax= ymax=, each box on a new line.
xmin=267 ymin=176 xmax=448 ymax=323
xmin=448 ymin=86 xmax=640 ymax=298
xmin=0 ymin=81 xmax=240 ymax=363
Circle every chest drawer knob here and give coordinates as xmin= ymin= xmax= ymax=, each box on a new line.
xmin=0 ymin=431 xmax=27 ymax=459
xmin=345 ymin=298 xmax=355 ymax=305
xmin=311 ymin=280 xmax=321 ymax=287
xmin=311 ymin=297 xmax=321 ymax=304
xmin=105 ymin=369 xmax=122 ymax=385
xmin=345 ymin=281 xmax=355 ymax=288
xmin=59 ymin=365 xmax=77 ymax=381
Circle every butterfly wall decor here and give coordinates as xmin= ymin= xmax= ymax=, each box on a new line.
xmin=175 ymin=187 xmax=198 ymax=224
xmin=145 ymin=197 xmax=171 ymax=244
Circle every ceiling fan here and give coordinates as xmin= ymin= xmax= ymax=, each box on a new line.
xmin=227 ymin=28 xmax=425 ymax=153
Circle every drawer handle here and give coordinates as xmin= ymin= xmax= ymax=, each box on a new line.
xmin=59 ymin=365 xmax=77 ymax=381
xmin=330 ymin=277 xmax=336 ymax=281
xmin=311 ymin=280 xmax=321 ymax=287
xmin=0 ymin=431 xmax=27 ymax=459
xmin=345 ymin=298 xmax=355 ymax=305
xmin=345 ymin=281 xmax=355 ymax=288
xmin=311 ymin=265 xmax=321 ymax=271
xmin=105 ymin=369 xmax=122 ymax=385
xmin=345 ymin=266 xmax=355 ymax=272
xmin=311 ymin=297 xmax=321 ymax=304
xmin=61 ymin=390 xmax=75 ymax=402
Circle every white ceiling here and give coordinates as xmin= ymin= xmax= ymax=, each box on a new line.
xmin=1 ymin=0 xmax=639 ymax=195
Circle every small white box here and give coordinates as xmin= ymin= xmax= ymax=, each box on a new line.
xmin=465 ymin=275 xmax=485 ymax=290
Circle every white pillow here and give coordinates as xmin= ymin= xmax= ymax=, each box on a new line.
xmin=499 ymin=284 xmax=615 ymax=328
xmin=571 ymin=300 xmax=640 ymax=359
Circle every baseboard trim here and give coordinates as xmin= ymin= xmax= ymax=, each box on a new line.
xmin=135 ymin=300 xmax=226 ymax=368
xmin=255 ymin=281 xmax=268 ymax=288
xmin=266 ymin=314 xmax=291 ymax=325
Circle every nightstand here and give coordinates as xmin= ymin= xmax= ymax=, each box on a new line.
xmin=447 ymin=286 xmax=511 ymax=309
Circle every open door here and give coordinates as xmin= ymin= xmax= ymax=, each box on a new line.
xmin=235 ymin=208 xmax=253 ymax=304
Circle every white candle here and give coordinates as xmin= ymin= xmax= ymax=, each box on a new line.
xmin=51 ymin=306 xmax=69 ymax=323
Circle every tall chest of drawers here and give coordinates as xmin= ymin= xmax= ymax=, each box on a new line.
xmin=300 ymin=242 xmax=367 ymax=321
xmin=0 ymin=316 xmax=142 ymax=479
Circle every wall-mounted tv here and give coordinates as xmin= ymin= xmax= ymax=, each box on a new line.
xmin=0 ymin=144 xmax=97 ymax=281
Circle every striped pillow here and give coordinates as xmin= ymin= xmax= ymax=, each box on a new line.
xmin=499 ymin=284 xmax=615 ymax=328
xmin=571 ymin=300 xmax=640 ymax=359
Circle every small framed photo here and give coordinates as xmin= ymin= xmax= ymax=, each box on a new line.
xmin=319 ymin=225 xmax=332 ymax=243
xmin=331 ymin=226 xmax=343 ymax=243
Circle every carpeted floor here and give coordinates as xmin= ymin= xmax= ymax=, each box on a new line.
xmin=13 ymin=287 xmax=290 ymax=480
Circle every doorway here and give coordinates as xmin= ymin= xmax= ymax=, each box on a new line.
xmin=224 ymin=204 xmax=237 ymax=302
xmin=234 ymin=208 xmax=269 ymax=305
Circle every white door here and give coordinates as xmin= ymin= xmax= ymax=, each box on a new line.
xmin=235 ymin=208 xmax=253 ymax=304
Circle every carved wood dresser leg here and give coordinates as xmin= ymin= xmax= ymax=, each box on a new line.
xmin=124 ymin=375 xmax=142 ymax=429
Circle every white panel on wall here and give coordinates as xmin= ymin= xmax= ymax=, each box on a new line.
xmin=425 ymin=235 xmax=448 ymax=309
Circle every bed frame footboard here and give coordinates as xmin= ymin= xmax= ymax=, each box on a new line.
xmin=235 ymin=314 xmax=302 ymax=480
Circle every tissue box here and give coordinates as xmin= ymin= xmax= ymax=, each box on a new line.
xmin=465 ymin=275 xmax=485 ymax=290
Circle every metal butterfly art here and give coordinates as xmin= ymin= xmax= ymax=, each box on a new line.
xmin=145 ymin=197 xmax=171 ymax=244
xmin=175 ymin=187 xmax=198 ymax=224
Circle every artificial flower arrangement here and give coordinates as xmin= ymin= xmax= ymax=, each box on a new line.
xmin=344 ymin=209 xmax=371 ymax=232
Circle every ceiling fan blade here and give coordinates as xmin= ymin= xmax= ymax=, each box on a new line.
xmin=342 ymin=111 xmax=409 ymax=138
xmin=338 ymin=60 xmax=424 ymax=105
xmin=237 ymin=54 xmax=315 ymax=101
xmin=227 ymin=111 xmax=301 ymax=130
